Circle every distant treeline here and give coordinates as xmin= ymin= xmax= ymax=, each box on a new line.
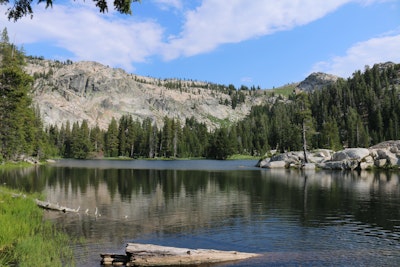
xmin=1 ymin=27 xmax=400 ymax=162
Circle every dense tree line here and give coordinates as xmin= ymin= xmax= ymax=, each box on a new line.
xmin=226 ymin=63 xmax=394 ymax=155
xmin=232 ymin=63 xmax=400 ymax=154
xmin=47 ymin=116 xmax=217 ymax=159
xmin=310 ymin=64 xmax=400 ymax=148
xmin=0 ymin=28 xmax=55 ymax=161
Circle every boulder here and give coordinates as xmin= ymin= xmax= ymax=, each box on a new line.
xmin=370 ymin=147 xmax=400 ymax=167
xmin=387 ymin=156 xmax=400 ymax=166
xmin=332 ymin=148 xmax=370 ymax=161
xmin=270 ymin=153 xmax=290 ymax=162
xmin=363 ymin=155 xmax=374 ymax=163
xmin=302 ymin=163 xmax=316 ymax=170
xmin=266 ymin=161 xmax=287 ymax=169
xmin=318 ymin=159 xmax=359 ymax=170
xmin=360 ymin=161 xmax=374 ymax=170
xmin=375 ymin=149 xmax=392 ymax=159
xmin=374 ymin=159 xmax=387 ymax=168
xmin=256 ymin=158 xmax=270 ymax=168
xmin=313 ymin=149 xmax=333 ymax=159
xmin=370 ymin=140 xmax=400 ymax=150
xmin=256 ymin=141 xmax=400 ymax=170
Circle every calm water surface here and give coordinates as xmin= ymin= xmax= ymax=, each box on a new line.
xmin=2 ymin=159 xmax=400 ymax=266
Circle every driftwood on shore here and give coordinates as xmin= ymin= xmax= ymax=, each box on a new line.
xmin=35 ymin=199 xmax=80 ymax=213
xmin=101 ymin=243 xmax=260 ymax=266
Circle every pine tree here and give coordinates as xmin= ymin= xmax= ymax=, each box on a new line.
xmin=0 ymin=28 xmax=36 ymax=160
xmin=294 ymin=92 xmax=314 ymax=162
xmin=90 ymin=124 xmax=104 ymax=156
xmin=105 ymin=118 xmax=119 ymax=157
xmin=118 ymin=115 xmax=128 ymax=156
xmin=208 ymin=128 xmax=233 ymax=160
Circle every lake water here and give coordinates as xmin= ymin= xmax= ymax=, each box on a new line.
xmin=2 ymin=159 xmax=400 ymax=266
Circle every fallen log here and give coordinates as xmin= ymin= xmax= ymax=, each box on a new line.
xmin=101 ymin=243 xmax=260 ymax=266
xmin=35 ymin=199 xmax=79 ymax=213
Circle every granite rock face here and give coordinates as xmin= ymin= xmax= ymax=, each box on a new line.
xmin=25 ymin=59 xmax=273 ymax=130
xmin=25 ymin=59 xmax=346 ymax=131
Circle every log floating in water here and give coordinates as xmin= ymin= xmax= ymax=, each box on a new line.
xmin=101 ymin=243 xmax=260 ymax=266
xmin=35 ymin=199 xmax=79 ymax=213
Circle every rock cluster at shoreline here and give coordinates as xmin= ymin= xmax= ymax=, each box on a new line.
xmin=256 ymin=140 xmax=400 ymax=170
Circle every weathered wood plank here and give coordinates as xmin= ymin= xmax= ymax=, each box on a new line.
xmin=124 ymin=243 xmax=260 ymax=266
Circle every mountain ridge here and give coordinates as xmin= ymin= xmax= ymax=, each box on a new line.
xmin=26 ymin=58 xmax=395 ymax=131
xmin=26 ymin=58 xmax=274 ymax=130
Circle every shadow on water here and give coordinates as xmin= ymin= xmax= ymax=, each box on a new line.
xmin=1 ymin=160 xmax=400 ymax=266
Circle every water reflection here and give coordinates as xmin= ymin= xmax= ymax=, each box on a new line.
xmin=1 ymin=161 xmax=400 ymax=266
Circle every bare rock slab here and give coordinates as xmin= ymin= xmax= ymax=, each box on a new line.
xmin=119 ymin=243 xmax=260 ymax=266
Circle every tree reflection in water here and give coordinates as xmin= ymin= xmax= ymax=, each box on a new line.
xmin=1 ymin=161 xmax=400 ymax=266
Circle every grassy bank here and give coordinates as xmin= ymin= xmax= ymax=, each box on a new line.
xmin=0 ymin=187 xmax=75 ymax=266
xmin=0 ymin=161 xmax=35 ymax=170
xmin=227 ymin=154 xmax=259 ymax=160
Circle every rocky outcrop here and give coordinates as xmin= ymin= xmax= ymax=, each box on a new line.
xmin=296 ymin=72 xmax=339 ymax=92
xmin=257 ymin=141 xmax=400 ymax=170
xmin=25 ymin=59 xmax=273 ymax=130
xmin=257 ymin=149 xmax=333 ymax=169
xmin=24 ymin=58 xmax=348 ymax=131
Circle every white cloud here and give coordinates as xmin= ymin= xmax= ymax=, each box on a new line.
xmin=240 ymin=77 xmax=253 ymax=84
xmin=161 ymin=0 xmax=354 ymax=60
xmin=0 ymin=2 xmax=164 ymax=72
xmin=152 ymin=0 xmax=183 ymax=10
xmin=311 ymin=33 xmax=400 ymax=78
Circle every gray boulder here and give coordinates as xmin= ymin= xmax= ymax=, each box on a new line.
xmin=369 ymin=141 xmax=400 ymax=168
xmin=256 ymin=158 xmax=270 ymax=168
xmin=257 ymin=141 xmax=400 ymax=170
xmin=266 ymin=161 xmax=287 ymax=169
xmin=319 ymin=159 xmax=360 ymax=170
xmin=332 ymin=148 xmax=370 ymax=161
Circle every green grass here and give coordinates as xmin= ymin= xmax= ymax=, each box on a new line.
xmin=227 ymin=154 xmax=259 ymax=160
xmin=269 ymin=83 xmax=298 ymax=97
xmin=206 ymin=115 xmax=232 ymax=128
xmin=0 ymin=187 xmax=75 ymax=266
xmin=0 ymin=161 xmax=34 ymax=170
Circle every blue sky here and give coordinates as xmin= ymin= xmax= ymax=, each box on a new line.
xmin=1 ymin=0 xmax=399 ymax=89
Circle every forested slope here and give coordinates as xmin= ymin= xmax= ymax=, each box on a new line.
xmin=234 ymin=62 xmax=400 ymax=154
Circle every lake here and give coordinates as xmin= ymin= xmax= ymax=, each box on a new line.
xmin=2 ymin=159 xmax=400 ymax=266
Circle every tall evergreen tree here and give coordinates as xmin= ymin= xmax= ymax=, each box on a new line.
xmin=90 ymin=124 xmax=104 ymax=157
xmin=0 ymin=28 xmax=41 ymax=161
xmin=105 ymin=118 xmax=119 ymax=157
xmin=208 ymin=127 xmax=233 ymax=160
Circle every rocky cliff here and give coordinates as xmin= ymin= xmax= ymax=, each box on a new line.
xmin=25 ymin=59 xmax=274 ymax=130
xmin=25 ymin=58 xmax=351 ymax=130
